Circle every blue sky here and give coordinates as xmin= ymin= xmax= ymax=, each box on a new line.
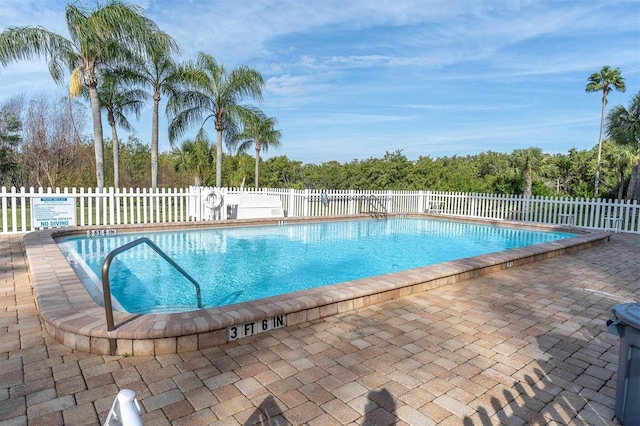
xmin=0 ymin=0 xmax=639 ymax=164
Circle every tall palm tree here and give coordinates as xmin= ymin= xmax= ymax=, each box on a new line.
xmin=586 ymin=65 xmax=626 ymax=197
xmin=168 ymin=52 xmax=264 ymax=187
xmin=232 ymin=112 xmax=282 ymax=188
xmin=119 ymin=31 xmax=179 ymax=189
xmin=0 ymin=1 xmax=161 ymax=190
xmin=97 ymin=72 xmax=148 ymax=188
xmin=607 ymin=92 xmax=640 ymax=200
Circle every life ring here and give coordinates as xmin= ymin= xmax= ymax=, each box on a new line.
xmin=205 ymin=190 xmax=223 ymax=210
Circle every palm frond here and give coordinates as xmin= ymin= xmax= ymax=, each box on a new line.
xmin=607 ymin=92 xmax=640 ymax=147
xmin=0 ymin=26 xmax=74 ymax=83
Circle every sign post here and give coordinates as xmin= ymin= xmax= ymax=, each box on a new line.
xmin=31 ymin=196 xmax=77 ymax=229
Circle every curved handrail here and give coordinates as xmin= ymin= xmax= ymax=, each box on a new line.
xmin=101 ymin=237 xmax=203 ymax=333
xmin=368 ymin=194 xmax=387 ymax=220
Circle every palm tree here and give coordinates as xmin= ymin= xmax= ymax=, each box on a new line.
xmin=510 ymin=147 xmax=551 ymax=219
xmin=603 ymin=141 xmax=637 ymax=200
xmin=511 ymin=147 xmax=549 ymax=198
xmin=119 ymin=31 xmax=179 ymax=189
xmin=586 ymin=65 xmax=626 ymax=197
xmin=232 ymin=112 xmax=282 ymax=188
xmin=170 ymin=135 xmax=214 ymax=186
xmin=0 ymin=1 xmax=161 ymax=190
xmin=97 ymin=72 xmax=148 ymax=188
xmin=227 ymin=153 xmax=254 ymax=188
xmin=607 ymin=92 xmax=640 ymax=147
xmin=168 ymin=52 xmax=264 ymax=187
xmin=607 ymin=92 xmax=640 ymax=200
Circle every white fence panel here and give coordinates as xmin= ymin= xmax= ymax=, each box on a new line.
xmin=0 ymin=186 xmax=194 ymax=233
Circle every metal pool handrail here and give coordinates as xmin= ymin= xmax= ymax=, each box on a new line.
xmin=367 ymin=194 xmax=387 ymax=220
xmin=101 ymin=237 xmax=203 ymax=353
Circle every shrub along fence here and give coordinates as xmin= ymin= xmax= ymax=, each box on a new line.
xmin=0 ymin=185 xmax=638 ymax=234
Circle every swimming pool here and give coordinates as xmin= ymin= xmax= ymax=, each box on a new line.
xmin=27 ymin=215 xmax=610 ymax=355
xmin=57 ymin=218 xmax=576 ymax=314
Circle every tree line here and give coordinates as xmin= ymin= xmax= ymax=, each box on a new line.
xmin=0 ymin=90 xmax=638 ymax=201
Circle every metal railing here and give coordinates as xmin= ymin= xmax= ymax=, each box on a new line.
xmin=101 ymin=237 xmax=203 ymax=355
xmin=367 ymin=195 xmax=387 ymax=220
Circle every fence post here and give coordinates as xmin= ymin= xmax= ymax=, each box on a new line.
xmin=171 ymin=188 xmax=176 ymax=222
xmin=300 ymin=189 xmax=306 ymax=217
xmin=116 ymin=187 xmax=122 ymax=225
xmin=173 ymin=188 xmax=178 ymax=222
xmin=10 ymin=187 xmax=17 ymax=233
xmin=161 ymin=188 xmax=167 ymax=223
xmin=77 ymin=187 xmax=84 ymax=226
xmin=288 ymin=189 xmax=295 ymax=217
xmin=108 ymin=187 xmax=115 ymax=226
xmin=122 ymin=188 xmax=129 ymax=225
xmin=470 ymin=193 xmax=477 ymax=217
xmin=1 ymin=187 xmax=7 ymax=233
xmin=221 ymin=187 xmax=228 ymax=220
xmin=201 ymin=186 xmax=207 ymax=221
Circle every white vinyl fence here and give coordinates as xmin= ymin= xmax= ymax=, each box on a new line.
xmin=0 ymin=186 xmax=192 ymax=234
xmin=188 ymin=187 xmax=640 ymax=233
xmin=1 ymin=186 xmax=638 ymax=234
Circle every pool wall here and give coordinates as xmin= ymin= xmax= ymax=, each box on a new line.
xmin=25 ymin=214 xmax=611 ymax=355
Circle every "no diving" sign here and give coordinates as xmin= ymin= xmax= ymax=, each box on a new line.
xmin=31 ymin=197 xmax=77 ymax=229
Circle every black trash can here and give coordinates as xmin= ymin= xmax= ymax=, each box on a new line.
xmin=607 ymin=303 xmax=640 ymax=425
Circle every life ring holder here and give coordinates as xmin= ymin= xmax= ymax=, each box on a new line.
xmin=205 ymin=189 xmax=223 ymax=210
xmin=320 ymin=192 xmax=329 ymax=206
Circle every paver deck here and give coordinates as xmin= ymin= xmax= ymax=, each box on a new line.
xmin=2 ymin=232 xmax=637 ymax=425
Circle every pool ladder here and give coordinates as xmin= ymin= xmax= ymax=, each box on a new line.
xmin=367 ymin=195 xmax=387 ymax=220
xmin=101 ymin=237 xmax=203 ymax=355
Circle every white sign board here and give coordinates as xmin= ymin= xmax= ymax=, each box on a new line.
xmin=31 ymin=196 xmax=77 ymax=228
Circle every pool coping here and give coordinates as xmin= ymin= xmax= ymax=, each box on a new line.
xmin=24 ymin=214 xmax=611 ymax=356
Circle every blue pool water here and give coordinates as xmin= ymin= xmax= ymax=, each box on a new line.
xmin=56 ymin=218 xmax=576 ymax=314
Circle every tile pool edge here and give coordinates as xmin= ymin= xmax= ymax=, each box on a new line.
xmin=25 ymin=215 xmax=611 ymax=355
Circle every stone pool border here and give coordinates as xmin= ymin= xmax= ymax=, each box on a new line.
xmin=24 ymin=214 xmax=611 ymax=356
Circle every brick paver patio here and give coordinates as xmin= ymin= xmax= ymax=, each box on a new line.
xmin=2 ymin=232 xmax=637 ymax=425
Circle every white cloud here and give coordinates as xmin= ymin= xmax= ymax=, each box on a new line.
xmin=265 ymin=74 xmax=326 ymax=97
